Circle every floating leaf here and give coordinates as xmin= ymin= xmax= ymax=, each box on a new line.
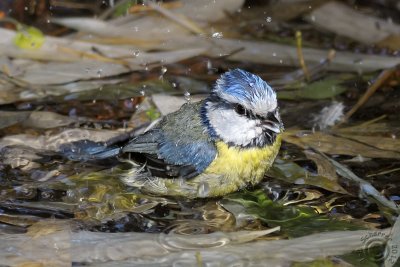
xmin=13 ymin=26 xmax=45 ymax=50
xmin=336 ymin=122 xmax=395 ymax=134
xmin=15 ymin=48 xmax=204 ymax=85
xmin=304 ymin=150 xmax=338 ymax=181
xmin=378 ymin=34 xmax=400 ymax=50
xmin=221 ymin=190 xmax=363 ymax=238
xmin=307 ymin=2 xmax=400 ymax=44
xmin=0 ymin=213 xmax=40 ymax=228
xmin=268 ymin=158 xmax=348 ymax=194
xmin=0 ymin=111 xmax=31 ymax=129
xmin=0 ymin=111 xmax=77 ymax=129
xmin=283 ymin=130 xmax=400 ymax=159
xmin=325 ymin=156 xmax=399 ymax=214
xmin=340 ymin=247 xmax=383 ymax=267
xmin=113 ymin=0 xmax=137 ymax=17
xmin=278 ymin=77 xmax=347 ymax=100
xmin=335 ymin=134 xmax=400 ymax=153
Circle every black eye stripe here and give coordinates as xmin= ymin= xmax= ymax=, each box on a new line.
xmin=234 ymin=104 xmax=263 ymax=119
xmin=231 ymin=102 xmax=278 ymax=121
xmin=234 ymin=104 xmax=247 ymax=115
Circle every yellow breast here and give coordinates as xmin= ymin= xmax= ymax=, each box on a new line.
xmin=141 ymin=135 xmax=281 ymax=198
xmin=202 ymin=134 xmax=282 ymax=195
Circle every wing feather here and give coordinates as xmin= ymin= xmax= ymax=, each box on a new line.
xmin=122 ymin=102 xmax=216 ymax=179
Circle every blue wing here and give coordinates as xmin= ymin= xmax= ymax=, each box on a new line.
xmin=122 ymin=102 xmax=216 ymax=179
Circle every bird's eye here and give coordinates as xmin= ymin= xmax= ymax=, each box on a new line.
xmin=234 ymin=104 xmax=246 ymax=115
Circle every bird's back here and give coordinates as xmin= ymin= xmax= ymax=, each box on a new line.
xmin=122 ymin=100 xmax=217 ymax=180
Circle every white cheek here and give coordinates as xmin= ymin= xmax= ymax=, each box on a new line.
xmin=207 ymin=105 xmax=262 ymax=146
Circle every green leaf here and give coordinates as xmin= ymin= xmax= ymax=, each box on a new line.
xmin=145 ymin=106 xmax=161 ymax=121
xmin=291 ymin=258 xmax=339 ymax=267
xmin=267 ymin=158 xmax=348 ymax=194
xmin=113 ymin=0 xmax=137 ymax=17
xmin=13 ymin=26 xmax=45 ymax=50
xmin=221 ymin=190 xmax=363 ymax=238
xmin=339 ymin=247 xmax=383 ymax=267
xmin=278 ymin=77 xmax=347 ymax=100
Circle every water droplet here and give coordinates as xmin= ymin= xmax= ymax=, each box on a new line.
xmin=184 ymin=91 xmax=191 ymax=102
xmin=133 ymin=50 xmax=140 ymax=57
xmin=197 ymin=182 xmax=210 ymax=197
xmin=41 ymin=191 xmax=51 ymax=199
xmin=124 ymin=99 xmax=133 ymax=109
xmin=94 ymin=123 xmax=102 ymax=129
xmin=69 ymin=108 xmax=77 ymax=117
xmin=140 ymin=90 xmax=145 ymax=96
xmin=212 ymin=32 xmax=223 ymax=38
xmin=158 ymin=66 xmax=168 ymax=80
xmin=97 ymin=69 xmax=103 ymax=78
xmin=207 ymin=60 xmax=212 ymax=70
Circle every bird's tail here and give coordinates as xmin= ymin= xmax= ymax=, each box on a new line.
xmin=59 ymin=140 xmax=121 ymax=161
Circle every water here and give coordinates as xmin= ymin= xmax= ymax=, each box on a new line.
xmin=0 ymin=0 xmax=399 ymax=265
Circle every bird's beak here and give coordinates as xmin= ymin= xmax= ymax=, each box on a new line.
xmin=262 ymin=120 xmax=281 ymax=133
xmin=262 ymin=112 xmax=282 ymax=133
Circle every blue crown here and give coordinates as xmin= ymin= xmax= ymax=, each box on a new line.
xmin=212 ymin=69 xmax=277 ymax=116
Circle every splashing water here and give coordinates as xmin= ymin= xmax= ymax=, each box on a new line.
xmin=184 ymin=91 xmax=191 ymax=103
xmin=212 ymin=32 xmax=223 ymax=39
xmin=132 ymin=50 xmax=140 ymax=57
xmin=97 ymin=69 xmax=103 ymax=78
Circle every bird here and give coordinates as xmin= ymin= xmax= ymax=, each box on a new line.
xmin=117 ymin=69 xmax=284 ymax=198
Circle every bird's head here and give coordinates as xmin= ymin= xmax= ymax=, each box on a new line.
xmin=201 ymin=69 xmax=283 ymax=147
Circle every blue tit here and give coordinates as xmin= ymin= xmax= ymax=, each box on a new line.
xmin=119 ymin=69 xmax=284 ymax=198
